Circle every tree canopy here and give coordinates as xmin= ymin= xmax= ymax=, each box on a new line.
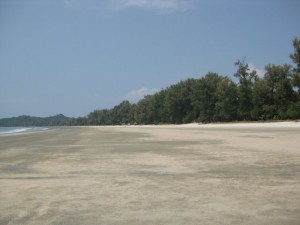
xmin=84 ymin=37 xmax=300 ymax=125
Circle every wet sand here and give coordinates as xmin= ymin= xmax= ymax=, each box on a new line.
xmin=1 ymin=123 xmax=300 ymax=225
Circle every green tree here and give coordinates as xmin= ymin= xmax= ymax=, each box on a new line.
xmin=264 ymin=64 xmax=294 ymax=119
xmin=151 ymin=90 xmax=168 ymax=124
xmin=290 ymin=37 xmax=300 ymax=74
xmin=111 ymin=101 xmax=133 ymax=125
xmin=289 ymin=37 xmax=300 ymax=118
xmin=87 ymin=109 xmax=111 ymax=125
xmin=234 ymin=59 xmax=257 ymax=120
xmin=134 ymin=95 xmax=156 ymax=124
xmin=215 ymin=77 xmax=238 ymax=121
xmin=252 ymin=78 xmax=271 ymax=119
xmin=191 ymin=73 xmax=223 ymax=123
xmin=163 ymin=79 xmax=195 ymax=124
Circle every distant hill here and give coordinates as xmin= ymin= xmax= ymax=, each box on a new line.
xmin=0 ymin=114 xmax=75 ymax=127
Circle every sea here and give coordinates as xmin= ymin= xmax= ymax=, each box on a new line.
xmin=0 ymin=127 xmax=48 ymax=135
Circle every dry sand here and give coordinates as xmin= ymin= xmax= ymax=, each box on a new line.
xmin=0 ymin=122 xmax=300 ymax=225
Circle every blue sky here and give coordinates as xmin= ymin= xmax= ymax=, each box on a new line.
xmin=1 ymin=0 xmax=300 ymax=118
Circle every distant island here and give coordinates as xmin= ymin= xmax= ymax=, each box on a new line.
xmin=1 ymin=38 xmax=300 ymax=127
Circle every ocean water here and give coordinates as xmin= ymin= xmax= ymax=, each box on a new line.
xmin=0 ymin=127 xmax=48 ymax=135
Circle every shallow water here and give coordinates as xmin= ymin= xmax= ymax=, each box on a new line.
xmin=0 ymin=127 xmax=48 ymax=135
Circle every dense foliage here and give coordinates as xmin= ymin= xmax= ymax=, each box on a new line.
xmin=85 ymin=38 xmax=300 ymax=125
xmin=1 ymin=38 xmax=300 ymax=126
xmin=0 ymin=114 xmax=75 ymax=127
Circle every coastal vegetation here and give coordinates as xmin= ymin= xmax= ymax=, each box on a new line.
xmin=0 ymin=114 xmax=74 ymax=127
xmin=1 ymin=38 xmax=300 ymax=126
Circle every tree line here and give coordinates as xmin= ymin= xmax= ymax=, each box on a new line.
xmin=1 ymin=38 xmax=299 ymax=127
xmin=86 ymin=37 xmax=300 ymax=125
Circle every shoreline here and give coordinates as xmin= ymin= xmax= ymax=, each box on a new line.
xmin=1 ymin=121 xmax=300 ymax=137
xmin=0 ymin=127 xmax=51 ymax=136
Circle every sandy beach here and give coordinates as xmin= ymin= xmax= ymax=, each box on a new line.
xmin=1 ymin=122 xmax=300 ymax=225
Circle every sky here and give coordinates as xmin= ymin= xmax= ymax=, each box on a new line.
xmin=1 ymin=0 xmax=300 ymax=118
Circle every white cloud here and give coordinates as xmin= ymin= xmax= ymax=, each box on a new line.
xmin=109 ymin=0 xmax=191 ymax=12
xmin=249 ymin=64 xmax=265 ymax=77
xmin=126 ymin=87 xmax=158 ymax=102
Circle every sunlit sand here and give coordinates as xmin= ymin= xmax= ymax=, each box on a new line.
xmin=1 ymin=122 xmax=300 ymax=224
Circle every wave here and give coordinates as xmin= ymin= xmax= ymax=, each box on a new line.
xmin=0 ymin=127 xmax=48 ymax=135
